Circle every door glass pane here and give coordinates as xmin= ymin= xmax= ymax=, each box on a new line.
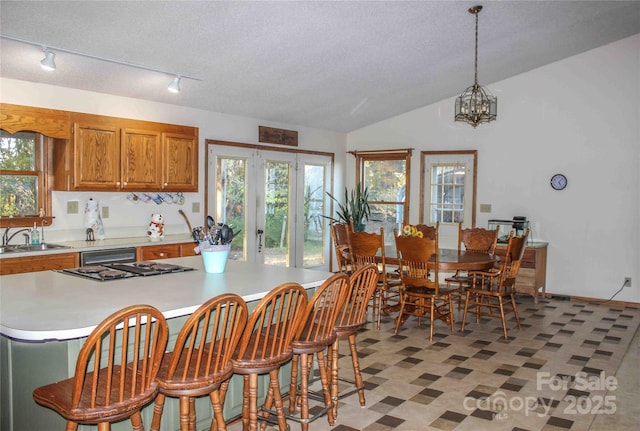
xmin=303 ymin=163 xmax=326 ymax=268
xmin=216 ymin=157 xmax=246 ymax=260
xmin=264 ymin=161 xmax=291 ymax=266
xmin=430 ymin=164 xmax=465 ymax=224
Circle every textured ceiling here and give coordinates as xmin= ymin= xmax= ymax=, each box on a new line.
xmin=1 ymin=1 xmax=639 ymax=132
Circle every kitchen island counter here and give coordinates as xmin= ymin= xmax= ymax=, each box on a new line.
xmin=0 ymin=256 xmax=332 ymax=341
xmin=0 ymin=257 xmax=333 ymax=431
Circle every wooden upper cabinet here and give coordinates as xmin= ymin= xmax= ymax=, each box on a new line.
xmin=121 ymin=128 xmax=162 ymax=190
xmin=53 ymin=111 xmax=198 ymax=192
xmin=162 ymin=133 xmax=198 ymax=191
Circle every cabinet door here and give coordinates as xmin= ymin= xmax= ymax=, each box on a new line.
xmin=0 ymin=253 xmax=79 ymax=275
xmin=121 ymin=128 xmax=162 ymax=190
xmin=162 ymin=133 xmax=198 ymax=191
xmin=74 ymin=123 xmax=120 ymax=190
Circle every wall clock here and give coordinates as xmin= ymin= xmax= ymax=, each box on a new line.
xmin=550 ymin=173 xmax=567 ymax=191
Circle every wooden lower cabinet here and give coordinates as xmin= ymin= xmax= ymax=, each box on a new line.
xmin=494 ymin=242 xmax=548 ymax=303
xmin=0 ymin=252 xmax=79 ymax=275
xmin=136 ymin=241 xmax=197 ymax=261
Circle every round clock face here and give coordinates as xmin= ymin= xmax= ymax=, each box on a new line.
xmin=550 ymin=174 xmax=567 ymax=190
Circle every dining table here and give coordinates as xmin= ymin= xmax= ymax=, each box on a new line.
xmin=431 ymin=249 xmax=499 ymax=271
xmin=383 ymin=248 xmax=498 ymax=272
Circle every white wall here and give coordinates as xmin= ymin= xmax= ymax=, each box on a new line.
xmin=0 ymin=78 xmax=347 ymax=241
xmin=347 ymin=34 xmax=640 ymax=303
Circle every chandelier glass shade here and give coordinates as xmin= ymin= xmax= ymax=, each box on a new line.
xmin=455 ymin=5 xmax=497 ymax=128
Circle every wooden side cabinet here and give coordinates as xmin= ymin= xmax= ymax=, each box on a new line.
xmin=0 ymin=253 xmax=79 ymax=276
xmin=494 ymin=241 xmax=548 ymax=303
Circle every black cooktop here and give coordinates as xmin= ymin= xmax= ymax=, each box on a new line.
xmin=59 ymin=261 xmax=195 ymax=281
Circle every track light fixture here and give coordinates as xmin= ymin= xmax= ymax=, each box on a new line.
xmin=40 ymin=49 xmax=56 ymax=71
xmin=167 ymin=76 xmax=181 ymax=93
xmin=1 ymin=34 xmax=201 ymax=93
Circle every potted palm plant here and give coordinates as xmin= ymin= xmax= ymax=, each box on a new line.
xmin=326 ymin=184 xmax=371 ymax=231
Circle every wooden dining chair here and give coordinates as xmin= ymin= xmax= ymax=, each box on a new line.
xmin=330 ymin=222 xmax=352 ymax=273
xmin=150 ymin=294 xmax=248 ymax=431
xmin=445 ymin=223 xmax=499 ymax=310
xmin=461 ymin=229 xmax=529 ymax=338
xmin=33 ymin=304 xmax=169 ymax=431
xmin=267 ymin=273 xmax=350 ymax=431
xmin=415 ymin=222 xmax=439 ymax=240
xmin=329 ymin=264 xmax=379 ymax=420
xmin=347 ymin=226 xmax=400 ymax=329
xmin=231 ymin=282 xmax=308 ymax=431
xmin=394 ymin=231 xmax=455 ymax=341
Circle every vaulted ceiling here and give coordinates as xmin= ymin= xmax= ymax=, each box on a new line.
xmin=1 ymin=1 xmax=638 ymax=132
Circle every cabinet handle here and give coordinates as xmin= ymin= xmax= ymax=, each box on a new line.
xmin=123 ymin=182 xmax=128 ymax=186
xmin=159 ymin=252 xmax=165 ymax=257
xmin=164 ymin=182 xmax=168 ymax=186
xmin=116 ymin=181 xmax=120 ymax=186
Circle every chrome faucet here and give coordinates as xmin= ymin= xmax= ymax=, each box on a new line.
xmin=2 ymin=228 xmax=30 ymax=246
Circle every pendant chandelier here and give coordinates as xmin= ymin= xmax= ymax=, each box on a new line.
xmin=454 ymin=5 xmax=497 ymax=128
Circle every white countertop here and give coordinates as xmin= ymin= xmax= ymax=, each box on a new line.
xmin=0 ymin=234 xmax=195 ymax=259
xmin=0 ymin=256 xmax=333 ymax=342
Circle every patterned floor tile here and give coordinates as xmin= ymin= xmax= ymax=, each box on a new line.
xmin=227 ymin=297 xmax=640 ymax=431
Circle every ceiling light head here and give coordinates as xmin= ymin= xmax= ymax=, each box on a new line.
xmin=40 ymin=49 xmax=56 ymax=71
xmin=168 ymin=76 xmax=181 ymax=93
xmin=454 ymin=4 xmax=497 ymax=128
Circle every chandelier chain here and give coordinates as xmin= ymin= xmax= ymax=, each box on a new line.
xmin=474 ymin=9 xmax=479 ymax=86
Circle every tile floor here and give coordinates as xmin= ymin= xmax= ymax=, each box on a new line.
xmin=229 ymin=296 xmax=640 ymax=431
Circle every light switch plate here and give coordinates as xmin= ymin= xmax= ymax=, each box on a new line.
xmin=480 ymin=203 xmax=492 ymax=213
xmin=101 ymin=206 xmax=109 ymax=219
xmin=192 ymin=202 xmax=200 ymax=213
xmin=66 ymin=201 xmax=79 ymax=214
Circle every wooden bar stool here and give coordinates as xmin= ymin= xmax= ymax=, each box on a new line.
xmin=150 ymin=293 xmax=248 ymax=431
xmin=33 ymin=304 xmax=168 ymax=431
xmin=231 ymin=282 xmax=308 ymax=431
xmin=278 ymin=273 xmax=349 ymax=431
xmin=328 ymin=265 xmax=379 ymax=420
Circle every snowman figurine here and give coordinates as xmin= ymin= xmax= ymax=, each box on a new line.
xmin=147 ymin=213 xmax=165 ymax=240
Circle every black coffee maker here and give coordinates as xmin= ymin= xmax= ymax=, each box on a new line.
xmin=512 ymin=216 xmax=529 ymax=237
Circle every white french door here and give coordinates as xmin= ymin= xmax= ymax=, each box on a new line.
xmin=421 ymin=151 xmax=476 ymax=249
xmin=207 ymin=144 xmax=332 ymax=270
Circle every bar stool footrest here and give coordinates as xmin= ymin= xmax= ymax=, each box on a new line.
xmin=336 ymin=376 xmax=365 ymax=400
xmin=262 ymin=403 xmax=334 ymax=425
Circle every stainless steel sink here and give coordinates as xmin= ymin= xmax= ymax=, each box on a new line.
xmin=0 ymin=243 xmax=71 ymax=253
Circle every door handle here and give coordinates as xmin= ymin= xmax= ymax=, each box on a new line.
xmin=257 ymin=229 xmax=264 ymax=253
